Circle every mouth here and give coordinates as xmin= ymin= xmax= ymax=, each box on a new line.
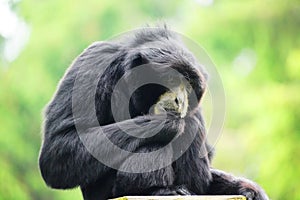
xmin=154 ymin=106 xmax=186 ymax=118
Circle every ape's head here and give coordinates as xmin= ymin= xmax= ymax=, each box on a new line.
xmin=124 ymin=28 xmax=207 ymax=119
xmin=95 ymin=27 xmax=208 ymax=124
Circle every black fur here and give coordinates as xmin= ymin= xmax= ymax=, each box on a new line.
xmin=39 ymin=27 xmax=269 ymax=200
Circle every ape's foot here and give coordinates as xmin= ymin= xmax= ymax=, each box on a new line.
xmin=151 ymin=185 xmax=194 ymax=195
xmin=209 ymin=169 xmax=269 ymax=200
xmin=237 ymin=179 xmax=269 ymax=200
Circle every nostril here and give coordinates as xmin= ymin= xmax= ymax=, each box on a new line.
xmin=175 ymin=98 xmax=179 ymax=105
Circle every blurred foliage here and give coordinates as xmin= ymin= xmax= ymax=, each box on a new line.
xmin=0 ymin=0 xmax=299 ymax=199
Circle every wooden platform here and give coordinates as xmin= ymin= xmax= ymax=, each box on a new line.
xmin=111 ymin=196 xmax=246 ymax=200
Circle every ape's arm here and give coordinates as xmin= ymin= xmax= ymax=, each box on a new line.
xmin=208 ymin=169 xmax=269 ymax=200
xmin=39 ymin=114 xmax=183 ymax=189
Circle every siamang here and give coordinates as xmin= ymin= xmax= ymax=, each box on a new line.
xmin=39 ymin=27 xmax=269 ymax=200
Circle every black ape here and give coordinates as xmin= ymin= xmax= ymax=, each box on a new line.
xmin=39 ymin=27 xmax=269 ymax=200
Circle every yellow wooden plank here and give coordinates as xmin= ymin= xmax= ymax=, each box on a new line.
xmin=111 ymin=195 xmax=246 ymax=200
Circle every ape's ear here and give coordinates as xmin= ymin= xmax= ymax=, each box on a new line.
xmin=130 ymin=53 xmax=149 ymax=69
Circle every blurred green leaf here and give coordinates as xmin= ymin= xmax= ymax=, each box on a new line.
xmin=0 ymin=0 xmax=299 ymax=199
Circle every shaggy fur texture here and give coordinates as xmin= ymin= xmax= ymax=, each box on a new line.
xmin=39 ymin=27 xmax=269 ymax=200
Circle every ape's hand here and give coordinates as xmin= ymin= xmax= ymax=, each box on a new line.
xmin=144 ymin=113 xmax=185 ymax=144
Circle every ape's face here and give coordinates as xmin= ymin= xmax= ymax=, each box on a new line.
xmin=152 ymin=82 xmax=189 ymax=118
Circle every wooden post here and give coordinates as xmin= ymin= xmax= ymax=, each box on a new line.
xmin=111 ymin=195 xmax=246 ymax=200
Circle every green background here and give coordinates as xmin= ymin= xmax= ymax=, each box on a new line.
xmin=0 ymin=0 xmax=299 ymax=199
